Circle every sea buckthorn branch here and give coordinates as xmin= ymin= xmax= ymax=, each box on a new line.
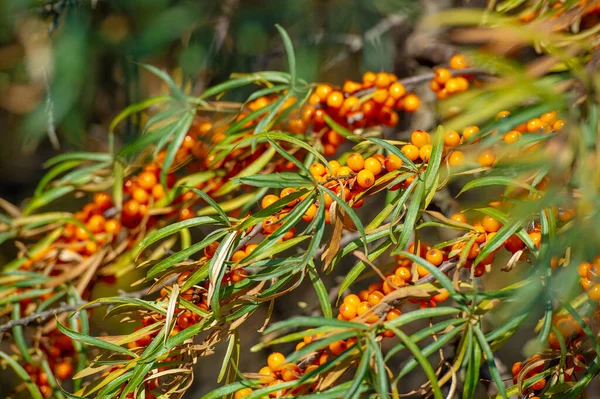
xmin=2 ymin=8 xmax=600 ymax=397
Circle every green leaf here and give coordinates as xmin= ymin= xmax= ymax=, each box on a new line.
xmin=56 ymin=321 xmax=137 ymax=358
xmin=44 ymin=152 xmax=113 ymax=168
xmin=423 ymin=125 xmax=445 ymax=192
xmin=148 ymin=229 xmax=228 ymax=279
xmin=215 ymin=147 xmax=277 ymax=196
xmin=160 ymin=109 xmax=195 ymax=188
xmin=23 ymin=186 xmax=75 ymax=215
xmin=394 ymin=179 xmax=425 ymax=252
xmin=387 ymin=326 xmax=443 ymax=399
xmin=264 ymin=316 xmax=369 ymax=335
xmin=12 ymin=303 xmax=32 ymax=363
xmin=108 ymin=95 xmax=170 ymax=133
xmin=308 ymin=260 xmax=332 ymax=318
xmin=208 ymin=232 xmax=238 ymax=319
xmin=320 ymin=185 xmax=367 ymax=253
xmin=337 ymin=241 xmax=392 ymax=300
xmin=369 ymin=335 xmax=390 ymax=399
xmin=0 ymin=350 xmax=44 ymax=399
xmin=342 ymin=342 xmax=371 ymax=399
xmin=181 ymin=186 xmax=231 ymax=226
xmin=233 ymin=172 xmax=312 ymax=188
xmin=218 ymin=332 xmax=239 ymax=383
xmin=139 ymin=63 xmax=185 ymax=101
xmin=457 ymin=176 xmax=537 ymax=196
xmin=463 ymin=327 xmax=482 ymax=398
xmin=474 ymin=325 xmax=508 ymax=399
xmin=473 ymin=219 xmax=521 ymax=266
xmin=275 ymin=24 xmax=296 ymax=86
xmin=366 ymin=137 xmax=416 ymax=171
xmin=135 ymin=216 xmax=225 ymax=259
xmin=35 ymin=160 xmax=82 ymax=196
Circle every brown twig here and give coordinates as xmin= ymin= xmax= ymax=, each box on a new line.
xmin=0 ymin=302 xmax=103 ymax=335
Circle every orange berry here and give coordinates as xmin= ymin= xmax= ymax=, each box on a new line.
xmin=302 ymin=204 xmax=317 ymax=222
xmin=261 ymin=194 xmax=280 ymax=209
xmin=54 ymin=361 xmax=73 ymax=380
xmin=357 ymin=170 xmax=375 ymax=188
xmin=434 ymin=68 xmax=452 ymax=84
xmin=482 ymin=216 xmax=501 ymax=233
xmin=280 ymin=363 xmax=300 ymax=381
xmin=315 ymin=84 xmax=333 ymax=101
xmin=450 ymin=213 xmax=467 ymax=224
xmin=152 ymin=184 xmax=165 ymax=199
xmin=384 ymin=154 xmax=403 ymax=171
xmin=93 ymin=192 xmax=112 ymax=210
xmin=432 ymin=289 xmax=449 ymax=303
xmin=444 ymin=130 xmax=460 ymax=147
xmin=395 ymin=266 xmax=411 ymax=281
xmin=86 ymin=214 xmax=105 ymax=233
xmin=462 ymin=125 xmax=480 ymax=142
xmin=375 ymin=72 xmax=391 ymax=88
xmin=342 ymin=80 xmax=362 ymax=94
xmin=339 ymin=303 xmax=357 ymax=319
xmin=234 ymin=388 xmax=253 ymax=399
xmin=338 ymin=166 xmax=354 ymax=177
xmin=386 ymin=308 xmax=402 ymax=321
xmin=425 ymin=248 xmax=443 ymax=266
xmin=373 ymin=88 xmax=389 ymax=104
xmin=362 ymin=71 xmax=376 ymax=87
xmin=529 ymin=231 xmax=542 ymax=248
xmin=179 ymin=207 xmax=194 ymax=221
xmin=401 ymin=145 xmax=420 ymax=162
xmin=411 ymin=130 xmax=431 ymax=148
xmin=328 ymin=160 xmax=341 ymax=176
xmin=389 ymin=82 xmax=406 ymax=99
xmin=527 ymin=118 xmax=543 ymax=132
xmin=326 ymin=91 xmax=344 ymax=108
xmin=123 ymin=199 xmax=140 ymax=219
xmin=403 ymin=93 xmax=420 ymax=112
xmin=347 ymin=153 xmax=365 ymax=172
xmin=448 ymin=151 xmax=465 ymax=166
xmin=449 ymin=54 xmax=468 ymax=70
xmin=231 ymin=250 xmax=246 ymax=262
xmin=553 ymin=120 xmax=565 ymax=130
xmin=587 ymin=284 xmax=600 ymax=301
xmin=343 ymin=294 xmax=361 ymax=306
xmin=503 ymin=130 xmax=521 ymax=144
xmin=367 ymin=291 xmax=384 ymax=306
xmin=267 ymin=352 xmax=286 ymax=371
xmin=416 ymin=265 xmax=430 ymax=278
xmin=104 ymin=219 xmax=121 ymax=235
xmin=419 ymin=145 xmax=432 ymax=162
xmin=540 ymin=111 xmax=558 ymax=125
xmin=132 ymin=188 xmax=149 ymax=204
xmin=496 ymin=110 xmax=511 ymax=120
xmin=364 ymin=157 xmax=382 ymax=175
xmin=310 ymin=163 xmax=326 ymax=177
xmin=578 ymin=262 xmax=592 ymax=278
xmin=137 ymin=171 xmax=157 ymax=190
xmin=532 ymin=378 xmax=546 ymax=391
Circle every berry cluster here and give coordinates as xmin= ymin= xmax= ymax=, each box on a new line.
xmin=428 ymin=55 xmax=472 ymax=99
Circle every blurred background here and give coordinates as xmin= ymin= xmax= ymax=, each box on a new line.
xmin=1 ymin=0 xmax=567 ymax=398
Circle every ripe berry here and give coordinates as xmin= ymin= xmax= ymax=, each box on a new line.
xmin=587 ymin=284 xmax=600 ymax=301
xmin=462 ymin=126 xmax=480 ymax=142
xmin=364 ymin=157 xmax=382 ymax=175
xmin=357 ymin=170 xmax=375 ymax=188
xmin=527 ymin=118 xmax=543 ymax=132
xmin=339 ymin=303 xmax=357 ymax=319
xmin=315 ymin=84 xmax=332 ymax=101
xmin=267 ymin=352 xmax=286 ymax=371
xmin=389 ymin=82 xmax=406 ymax=99
xmin=310 ymin=163 xmax=326 ymax=177
xmin=503 ymin=130 xmax=521 ymax=144
xmin=347 ymin=153 xmax=365 ymax=172
xmin=482 ymin=216 xmax=501 ymax=232
xmin=444 ymin=130 xmax=460 ymax=147
xmin=234 ymin=388 xmax=253 ymax=399
xmin=384 ymin=154 xmax=403 ymax=171
xmin=401 ymin=145 xmax=420 ymax=162
xmin=302 ymin=204 xmax=317 ymax=222
xmin=403 ymin=93 xmax=420 ymax=112
xmin=373 ymin=88 xmax=389 ymax=104
xmin=511 ymin=362 xmax=522 ymax=376
xmin=261 ymin=195 xmax=280 ymax=209
xmin=337 ymin=166 xmax=354 ymax=177
xmin=425 ymin=248 xmax=443 ymax=266
xmin=578 ymin=262 xmax=592 ymax=278
xmin=411 ymin=130 xmax=431 ymax=148
xmin=123 ymin=199 xmax=140 ymax=219
xmin=448 ymin=151 xmax=465 ymax=166
xmin=362 ymin=71 xmax=376 ymax=87
xmin=326 ymin=91 xmax=344 ymax=108
xmin=54 ymin=361 xmax=73 ymax=379
xmin=93 ymin=192 xmax=112 ymax=210
xmin=86 ymin=214 xmax=106 ymax=233
xmin=179 ymin=207 xmax=194 ymax=221
xmin=138 ymin=171 xmax=158 ymax=190
xmin=328 ymin=160 xmax=341 ymax=176
xmin=450 ymin=213 xmax=467 ymax=224
xmin=395 ymin=266 xmax=411 ymax=281
xmin=419 ymin=145 xmax=432 ymax=162
xmin=449 ymin=54 xmax=468 ymax=70
xmin=375 ymin=72 xmax=390 ymax=88
xmin=532 ymin=377 xmax=546 ymax=391
xmin=132 ymin=188 xmax=149 ymax=204
xmin=434 ymin=68 xmax=452 ymax=84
